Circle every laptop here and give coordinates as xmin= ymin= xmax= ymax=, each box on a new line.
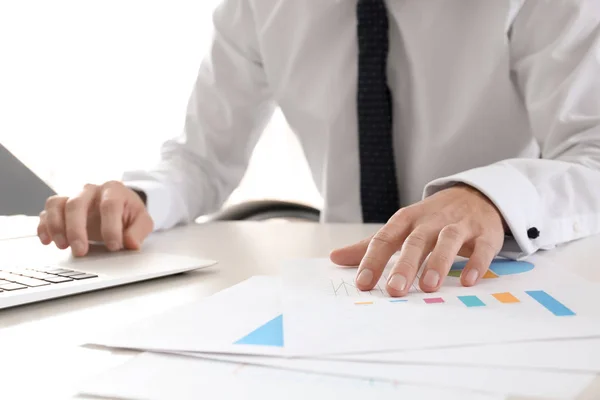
xmin=0 ymin=144 xmax=217 ymax=310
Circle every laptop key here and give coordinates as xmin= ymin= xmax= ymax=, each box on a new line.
xmin=21 ymin=271 xmax=56 ymax=280
xmin=43 ymin=276 xmax=73 ymax=284
xmin=7 ymin=276 xmax=50 ymax=287
xmin=0 ymin=283 xmax=27 ymax=291
xmin=29 ymin=267 xmax=53 ymax=273
xmin=46 ymin=268 xmax=74 ymax=274
xmin=0 ymin=272 xmax=15 ymax=281
xmin=71 ymin=274 xmax=98 ymax=280
xmin=0 ymin=279 xmax=13 ymax=285
xmin=57 ymin=271 xmax=86 ymax=277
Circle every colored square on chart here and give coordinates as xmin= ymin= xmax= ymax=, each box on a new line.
xmin=423 ymin=297 xmax=444 ymax=304
xmin=447 ymin=270 xmax=462 ymax=278
xmin=492 ymin=292 xmax=520 ymax=304
xmin=458 ymin=295 xmax=486 ymax=307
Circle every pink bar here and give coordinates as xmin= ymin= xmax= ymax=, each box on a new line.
xmin=424 ymin=297 xmax=444 ymax=304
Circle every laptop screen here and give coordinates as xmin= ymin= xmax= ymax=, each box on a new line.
xmin=0 ymin=144 xmax=56 ymax=216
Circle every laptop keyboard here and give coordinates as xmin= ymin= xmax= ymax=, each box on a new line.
xmin=0 ymin=267 xmax=97 ymax=293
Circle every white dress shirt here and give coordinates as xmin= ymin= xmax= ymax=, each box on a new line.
xmin=123 ymin=0 xmax=600 ymax=259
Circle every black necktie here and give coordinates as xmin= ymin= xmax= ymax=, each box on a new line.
xmin=356 ymin=0 xmax=400 ymax=223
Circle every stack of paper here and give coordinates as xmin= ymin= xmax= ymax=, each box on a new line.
xmin=79 ymin=255 xmax=600 ymax=399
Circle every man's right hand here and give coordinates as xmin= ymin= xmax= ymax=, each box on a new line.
xmin=37 ymin=181 xmax=154 ymax=257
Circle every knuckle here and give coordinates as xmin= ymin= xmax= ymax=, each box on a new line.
xmin=45 ymin=211 xmax=64 ymax=232
xmin=100 ymin=198 xmax=120 ymax=214
xmin=45 ymin=195 xmax=66 ymax=209
xmin=391 ymin=206 xmax=415 ymax=223
xmin=440 ymin=224 xmax=464 ymax=241
xmin=431 ymin=251 xmax=453 ymax=266
xmin=102 ymin=180 xmax=124 ymax=190
xmin=361 ymin=253 xmax=387 ymax=267
xmin=371 ymin=229 xmax=399 ymax=247
xmin=395 ymin=259 xmax=419 ymax=273
xmin=477 ymin=238 xmax=499 ymax=254
xmin=404 ymin=230 xmax=428 ymax=249
xmin=64 ymin=198 xmax=84 ymax=213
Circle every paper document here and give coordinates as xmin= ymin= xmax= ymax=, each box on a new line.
xmin=180 ymin=352 xmax=595 ymax=399
xmin=79 ymin=352 xmax=505 ymax=400
xmin=333 ymin=337 xmax=600 ymax=373
xmin=91 ymin=276 xmax=600 ymax=375
xmin=90 ymin=276 xmax=284 ymax=356
xmin=282 ymin=256 xmax=600 ymax=355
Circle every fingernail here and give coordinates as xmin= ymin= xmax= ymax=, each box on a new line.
xmin=71 ymin=240 xmax=85 ymax=256
xmin=423 ymin=270 xmax=440 ymax=288
xmin=39 ymin=233 xmax=49 ymax=243
xmin=356 ymin=269 xmax=373 ymax=287
xmin=465 ymin=269 xmax=480 ymax=285
xmin=107 ymin=241 xmax=121 ymax=251
xmin=388 ymin=274 xmax=407 ymax=292
xmin=54 ymin=234 xmax=66 ymax=248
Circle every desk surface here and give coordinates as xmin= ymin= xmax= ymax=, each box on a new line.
xmin=1 ymin=221 xmax=599 ymax=400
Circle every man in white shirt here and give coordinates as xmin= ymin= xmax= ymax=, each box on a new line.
xmin=37 ymin=0 xmax=600 ymax=297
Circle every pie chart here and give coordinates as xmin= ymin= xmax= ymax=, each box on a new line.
xmin=448 ymin=259 xmax=534 ymax=279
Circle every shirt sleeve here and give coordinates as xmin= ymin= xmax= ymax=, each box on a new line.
xmin=123 ymin=0 xmax=275 ymax=231
xmin=423 ymin=0 xmax=600 ymax=259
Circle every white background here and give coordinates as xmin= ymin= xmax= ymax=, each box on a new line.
xmin=0 ymin=0 xmax=323 ymax=210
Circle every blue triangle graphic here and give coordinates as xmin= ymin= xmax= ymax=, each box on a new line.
xmin=234 ymin=315 xmax=284 ymax=347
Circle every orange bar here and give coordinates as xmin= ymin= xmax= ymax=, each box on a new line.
xmin=492 ymin=292 xmax=520 ymax=304
xmin=354 ymin=301 xmax=374 ymax=305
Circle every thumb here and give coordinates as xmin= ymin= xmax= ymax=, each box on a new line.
xmin=329 ymin=236 xmax=372 ymax=267
xmin=123 ymin=211 xmax=154 ymax=250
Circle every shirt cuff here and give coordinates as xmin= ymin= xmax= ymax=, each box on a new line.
xmin=122 ymin=179 xmax=172 ymax=232
xmin=422 ymin=163 xmax=543 ymax=259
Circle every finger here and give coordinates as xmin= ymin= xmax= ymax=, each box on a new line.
xmin=99 ymin=188 xmax=125 ymax=251
xmin=330 ymin=236 xmax=373 ymax=267
xmin=123 ymin=212 xmax=154 ymax=250
xmin=45 ymin=196 xmax=68 ymax=249
xmin=419 ymin=224 xmax=468 ymax=292
xmin=37 ymin=211 xmax=51 ymax=245
xmin=461 ymin=238 xmax=499 ymax=287
xmin=386 ymin=226 xmax=439 ymax=296
xmin=64 ymin=185 xmax=98 ymax=257
xmin=355 ymin=214 xmax=414 ymax=291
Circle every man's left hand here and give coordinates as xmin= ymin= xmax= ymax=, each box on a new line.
xmin=330 ymin=185 xmax=506 ymax=297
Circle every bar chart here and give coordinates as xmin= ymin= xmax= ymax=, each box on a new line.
xmin=378 ymin=290 xmax=576 ymax=317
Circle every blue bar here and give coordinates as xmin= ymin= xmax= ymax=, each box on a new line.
xmin=525 ymin=290 xmax=576 ymax=317
xmin=389 ymin=299 xmax=408 ymax=303
xmin=458 ymin=295 xmax=485 ymax=307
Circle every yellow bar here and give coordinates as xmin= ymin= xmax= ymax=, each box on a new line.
xmin=492 ymin=292 xmax=520 ymax=304
xmin=354 ymin=301 xmax=374 ymax=305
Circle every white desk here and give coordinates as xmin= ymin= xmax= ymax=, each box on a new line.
xmin=1 ymin=221 xmax=599 ymax=399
